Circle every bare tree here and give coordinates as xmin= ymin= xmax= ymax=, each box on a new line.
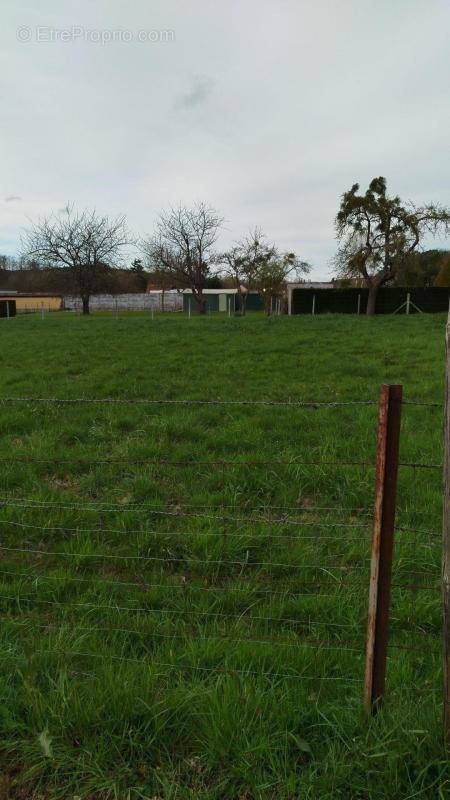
xmin=220 ymin=228 xmax=277 ymax=314
xmin=221 ymin=228 xmax=310 ymax=314
xmin=23 ymin=206 xmax=129 ymax=314
xmin=335 ymin=177 xmax=450 ymax=315
xmin=141 ymin=203 xmax=223 ymax=313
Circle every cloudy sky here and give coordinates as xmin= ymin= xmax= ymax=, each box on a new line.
xmin=2 ymin=0 xmax=449 ymax=278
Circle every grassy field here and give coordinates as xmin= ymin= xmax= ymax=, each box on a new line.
xmin=0 ymin=311 xmax=447 ymax=799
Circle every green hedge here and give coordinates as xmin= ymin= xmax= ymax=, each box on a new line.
xmin=292 ymin=287 xmax=450 ymax=314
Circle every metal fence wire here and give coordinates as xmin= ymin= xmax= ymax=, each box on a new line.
xmin=0 ymin=389 xmax=444 ymax=727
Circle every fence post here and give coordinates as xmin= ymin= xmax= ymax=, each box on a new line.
xmin=443 ymin=319 xmax=450 ymax=746
xmin=357 ymin=294 xmax=361 ymax=315
xmin=312 ymin=295 xmax=316 ymax=316
xmin=364 ymin=383 xmax=403 ymax=713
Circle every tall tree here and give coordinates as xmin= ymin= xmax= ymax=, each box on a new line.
xmin=23 ymin=206 xmax=129 ymax=314
xmin=141 ymin=203 xmax=223 ymax=314
xmin=334 ymin=177 xmax=450 ymax=314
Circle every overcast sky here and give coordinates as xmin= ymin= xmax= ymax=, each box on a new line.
xmin=2 ymin=0 xmax=449 ymax=278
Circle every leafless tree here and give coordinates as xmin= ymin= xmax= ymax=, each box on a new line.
xmin=219 ymin=228 xmax=277 ymax=314
xmin=221 ymin=228 xmax=310 ymax=314
xmin=23 ymin=206 xmax=129 ymax=314
xmin=141 ymin=203 xmax=223 ymax=313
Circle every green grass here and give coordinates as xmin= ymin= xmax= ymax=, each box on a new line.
xmin=0 ymin=311 xmax=447 ymax=799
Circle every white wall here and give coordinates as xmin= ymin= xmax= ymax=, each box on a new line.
xmin=63 ymin=292 xmax=183 ymax=312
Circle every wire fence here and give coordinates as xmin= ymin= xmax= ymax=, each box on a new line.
xmin=0 ymin=390 xmax=442 ymax=707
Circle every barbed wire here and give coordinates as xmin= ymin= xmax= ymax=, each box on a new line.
xmin=0 ymin=573 xmax=363 ymax=627
xmin=6 ymin=615 xmax=438 ymax=654
xmin=0 ymin=518 xmax=372 ymax=542
xmin=396 ymin=526 xmax=441 ymax=537
xmin=398 ymin=461 xmax=441 ymax=470
xmin=0 ymin=456 xmax=377 ymax=468
xmin=391 ymin=582 xmax=439 ymax=591
xmin=0 ymin=597 xmax=363 ymax=649
xmin=5 ymin=618 xmax=363 ymax=650
xmin=0 ymin=566 xmax=365 ymax=598
xmin=0 ymin=495 xmax=369 ymax=520
xmin=0 ymin=395 xmax=441 ymax=409
xmin=2 ymin=496 xmax=369 ymax=514
xmin=0 ymin=396 xmax=377 ymax=408
xmin=0 ymin=545 xmax=438 ymax=589
xmin=402 ymin=400 xmax=442 ymax=408
xmin=0 ymin=497 xmax=372 ymax=515
xmin=0 ymin=518 xmax=440 ymax=549
xmin=0 ymin=388 xmax=442 ymax=696
xmin=0 ymin=456 xmax=441 ymax=469
xmin=0 ymin=545 xmax=367 ymax=572
xmin=1 ymin=646 xmax=362 ymax=681
xmin=0 ymin=496 xmax=441 ymax=527
xmin=0 ymin=503 xmax=370 ymax=529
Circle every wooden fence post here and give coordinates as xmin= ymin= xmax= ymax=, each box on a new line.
xmin=364 ymin=383 xmax=403 ymax=713
xmin=443 ymin=319 xmax=450 ymax=746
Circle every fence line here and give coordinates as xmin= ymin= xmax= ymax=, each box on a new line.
xmin=0 ymin=515 xmax=440 ymax=542
xmin=0 ymin=395 xmax=378 ymax=407
xmin=0 ymin=394 xmax=441 ymax=408
xmin=1 ymin=618 xmax=362 ymax=652
xmin=4 ymin=607 xmax=439 ymax=648
xmin=1 ymin=615 xmax=437 ymax=656
xmin=0 ymin=498 xmax=371 ymax=514
xmin=0 ymin=567 xmax=364 ymax=598
xmin=0 ymin=545 xmax=368 ymax=572
xmin=0 ymin=646 xmax=361 ymax=681
xmin=0 ymin=503 xmax=371 ymax=529
xmin=0 ymin=456 xmax=441 ymax=469
xmin=0 ymin=383 xmax=443 ymax=739
xmin=0 ymin=518 xmax=373 ymax=542
xmin=0 ymin=547 xmax=438 ymax=591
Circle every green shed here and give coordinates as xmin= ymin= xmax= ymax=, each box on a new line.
xmin=0 ymin=300 xmax=16 ymax=318
xmin=182 ymin=290 xmax=264 ymax=313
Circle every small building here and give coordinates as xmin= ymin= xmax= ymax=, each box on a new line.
xmin=0 ymin=292 xmax=63 ymax=312
xmin=286 ymin=282 xmax=334 ymax=315
xmin=0 ymin=299 xmax=16 ymax=318
xmin=182 ymin=288 xmax=264 ymax=313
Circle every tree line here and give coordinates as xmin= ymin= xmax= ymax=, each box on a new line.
xmin=14 ymin=204 xmax=310 ymax=315
xmin=2 ymin=179 xmax=449 ymax=315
